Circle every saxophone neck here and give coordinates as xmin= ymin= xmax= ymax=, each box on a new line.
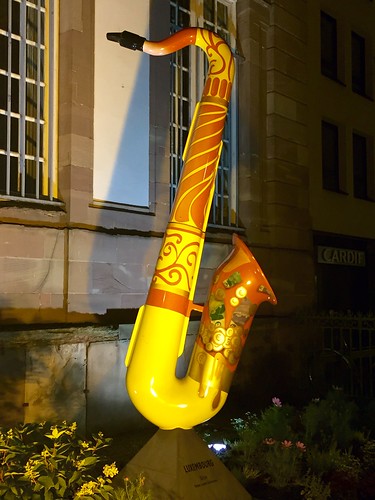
xmin=107 ymin=28 xmax=235 ymax=104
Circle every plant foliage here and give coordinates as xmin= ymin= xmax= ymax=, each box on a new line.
xmin=0 ymin=421 xmax=150 ymax=500
xmin=201 ymin=389 xmax=375 ymax=499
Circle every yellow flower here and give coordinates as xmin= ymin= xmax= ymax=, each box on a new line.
xmin=24 ymin=460 xmax=40 ymax=482
xmin=46 ymin=426 xmax=65 ymax=440
xmin=80 ymin=441 xmax=90 ymax=449
xmin=76 ymin=480 xmax=98 ymax=497
xmin=75 ymin=459 xmax=84 ymax=470
xmin=103 ymin=462 xmax=118 ymax=478
xmin=66 ymin=421 xmax=78 ymax=436
xmin=97 ymin=476 xmax=106 ymax=486
xmin=139 ymin=474 xmax=145 ymax=486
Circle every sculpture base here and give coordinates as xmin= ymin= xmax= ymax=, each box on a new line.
xmin=119 ymin=428 xmax=251 ymax=499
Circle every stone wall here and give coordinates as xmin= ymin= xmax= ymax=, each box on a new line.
xmin=0 ymin=327 xmax=144 ymax=434
xmin=237 ymin=0 xmax=315 ymax=316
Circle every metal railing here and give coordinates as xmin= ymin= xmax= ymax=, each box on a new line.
xmin=307 ymin=313 xmax=375 ymax=398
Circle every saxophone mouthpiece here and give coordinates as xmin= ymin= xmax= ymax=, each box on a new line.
xmin=106 ymin=30 xmax=146 ymax=51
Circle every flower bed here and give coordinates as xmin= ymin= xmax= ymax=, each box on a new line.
xmin=200 ymin=390 xmax=375 ymax=499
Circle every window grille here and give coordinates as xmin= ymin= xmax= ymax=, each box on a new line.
xmin=170 ymin=0 xmax=238 ymax=227
xmin=0 ymin=0 xmax=58 ymax=203
xmin=170 ymin=0 xmax=191 ymax=207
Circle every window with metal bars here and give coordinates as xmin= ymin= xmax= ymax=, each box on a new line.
xmin=170 ymin=0 xmax=238 ymax=227
xmin=0 ymin=0 xmax=58 ymax=203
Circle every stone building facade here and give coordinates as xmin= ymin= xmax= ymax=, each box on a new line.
xmin=0 ymin=0 xmax=374 ymax=434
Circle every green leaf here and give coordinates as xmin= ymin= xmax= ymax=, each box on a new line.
xmin=80 ymin=456 xmax=98 ymax=467
xmin=97 ymin=490 xmax=112 ymax=500
xmin=44 ymin=490 xmax=53 ymax=500
xmin=37 ymin=476 xmax=54 ymax=490
xmin=56 ymin=476 xmax=67 ymax=497
xmin=57 ymin=476 xmax=67 ymax=489
xmin=4 ymin=490 xmax=18 ymax=500
xmin=68 ymin=470 xmax=81 ymax=486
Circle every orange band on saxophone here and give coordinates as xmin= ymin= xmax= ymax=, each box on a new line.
xmin=146 ymin=287 xmax=190 ymax=316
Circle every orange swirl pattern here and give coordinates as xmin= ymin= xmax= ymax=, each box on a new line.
xmin=170 ymin=101 xmax=227 ymax=228
xmin=144 ymin=28 xmax=234 ymax=311
xmin=152 ymin=226 xmax=201 ymax=290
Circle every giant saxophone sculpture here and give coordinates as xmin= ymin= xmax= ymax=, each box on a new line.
xmin=107 ymin=27 xmax=277 ymax=430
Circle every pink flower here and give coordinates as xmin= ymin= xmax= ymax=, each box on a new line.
xmin=272 ymin=397 xmax=282 ymax=407
xmin=263 ymin=438 xmax=276 ymax=445
xmin=295 ymin=441 xmax=306 ymax=452
xmin=281 ymin=440 xmax=293 ymax=448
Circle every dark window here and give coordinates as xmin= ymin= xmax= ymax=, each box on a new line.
xmin=353 ymin=133 xmax=368 ymax=199
xmin=352 ymin=32 xmax=366 ymax=96
xmin=321 ymin=11 xmax=338 ymax=80
xmin=322 ymin=121 xmax=340 ymax=192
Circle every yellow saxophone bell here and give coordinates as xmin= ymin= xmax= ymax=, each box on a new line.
xmin=108 ymin=27 xmax=277 ymax=429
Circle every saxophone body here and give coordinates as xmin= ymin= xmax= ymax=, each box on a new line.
xmin=107 ymin=28 xmax=277 ymax=430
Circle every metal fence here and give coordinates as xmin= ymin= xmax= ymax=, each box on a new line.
xmin=307 ymin=313 xmax=375 ymax=399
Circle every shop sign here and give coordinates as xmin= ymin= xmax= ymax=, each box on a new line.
xmin=317 ymin=246 xmax=366 ymax=267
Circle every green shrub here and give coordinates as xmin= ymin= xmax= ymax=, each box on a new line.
xmin=304 ymin=443 xmax=342 ymax=477
xmin=223 ymin=397 xmax=306 ymax=489
xmin=302 ymin=390 xmax=358 ymax=450
xmin=205 ymin=392 xmax=374 ymax=498
xmin=0 ymin=422 xmax=150 ymax=500
xmin=300 ymin=471 xmax=331 ymax=500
